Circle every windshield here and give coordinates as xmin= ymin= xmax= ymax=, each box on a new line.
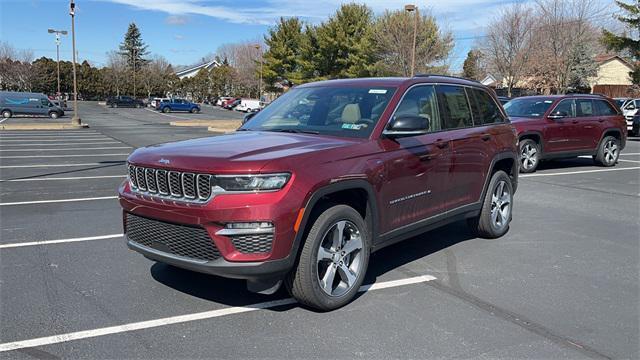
xmin=240 ymin=86 xmax=396 ymax=138
xmin=504 ymin=98 xmax=555 ymax=118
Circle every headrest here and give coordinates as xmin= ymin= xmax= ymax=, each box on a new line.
xmin=341 ymin=104 xmax=361 ymax=124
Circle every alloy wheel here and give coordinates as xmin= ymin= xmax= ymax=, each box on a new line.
xmin=490 ymin=180 xmax=511 ymax=231
xmin=603 ymin=140 xmax=618 ymax=165
xmin=521 ymin=143 xmax=538 ymax=171
xmin=316 ymin=220 xmax=363 ymax=297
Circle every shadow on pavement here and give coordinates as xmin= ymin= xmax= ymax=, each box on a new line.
xmin=150 ymin=219 xmax=476 ymax=310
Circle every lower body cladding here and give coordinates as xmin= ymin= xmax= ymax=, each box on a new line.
xmin=119 ymin=194 xmax=300 ymax=294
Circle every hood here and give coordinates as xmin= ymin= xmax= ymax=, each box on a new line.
xmin=127 ymin=131 xmax=362 ymax=173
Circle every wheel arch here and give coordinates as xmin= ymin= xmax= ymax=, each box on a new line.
xmin=518 ymin=131 xmax=544 ymax=153
xmin=599 ymin=128 xmax=625 ymax=149
xmin=482 ymin=151 xmax=519 ymax=200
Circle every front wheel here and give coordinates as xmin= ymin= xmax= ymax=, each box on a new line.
xmin=594 ymin=136 xmax=619 ymax=167
xmin=2 ymin=110 xmax=12 ymax=118
xmin=49 ymin=111 xmax=59 ymax=119
xmin=519 ymin=139 xmax=540 ymax=173
xmin=286 ymin=205 xmax=370 ymax=311
xmin=468 ymin=170 xmax=513 ymax=239
xmin=162 ymin=107 xmax=171 ymax=113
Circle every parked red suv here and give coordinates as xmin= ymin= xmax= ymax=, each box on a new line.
xmin=504 ymin=95 xmax=627 ymax=173
xmin=119 ymin=76 xmax=519 ymax=310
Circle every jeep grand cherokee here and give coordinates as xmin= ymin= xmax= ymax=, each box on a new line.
xmin=119 ymin=76 xmax=519 ymax=310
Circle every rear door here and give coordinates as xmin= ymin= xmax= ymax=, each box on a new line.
xmin=378 ymin=85 xmax=451 ymax=232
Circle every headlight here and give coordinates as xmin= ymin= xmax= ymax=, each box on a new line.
xmin=212 ymin=173 xmax=290 ymax=193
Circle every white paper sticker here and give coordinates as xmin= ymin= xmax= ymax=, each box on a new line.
xmin=369 ymin=89 xmax=388 ymax=94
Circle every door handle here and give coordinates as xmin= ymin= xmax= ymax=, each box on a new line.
xmin=481 ymin=134 xmax=491 ymax=141
xmin=435 ymin=140 xmax=448 ymax=149
xmin=598 ymin=119 xmax=605 ymax=123
xmin=571 ymin=120 xmax=579 ymax=124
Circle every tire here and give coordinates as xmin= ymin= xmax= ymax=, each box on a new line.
xmin=136 ymin=104 xmax=141 ymax=108
xmin=114 ymin=104 xmax=118 ymax=108
xmin=286 ymin=204 xmax=370 ymax=311
xmin=190 ymin=108 xmax=196 ymax=113
xmin=468 ymin=170 xmax=513 ymax=239
xmin=49 ymin=111 xmax=59 ymax=119
xmin=1 ymin=110 xmax=12 ymax=118
xmin=162 ymin=107 xmax=171 ymax=113
xmin=519 ymin=139 xmax=540 ymax=173
xmin=594 ymin=136 xmax=620 ymax=167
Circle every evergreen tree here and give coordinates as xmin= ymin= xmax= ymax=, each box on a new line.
xmin=119 ymin=23 xmax=149 ymax=69
xmin=462 ymin=50 xmax=482 ymax=80
xmin=262 ymin=17 xmax=306 ymax=89
xmin=602 ymin=1 xmax=640 ymax=84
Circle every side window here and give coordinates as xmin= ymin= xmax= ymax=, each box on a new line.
xmin=552 ymin=99 xmax=575 ymax=117
xmin=437 ymin=85 xmax=473 ymax=129
xmin=595 ymin=100 xmax=618 ymax=116
xmin=575 ymin=99 xmax=594 ymax=117
xmin=393 ymin=85 xmax=442 ymax=132
xmin=468 ymin=88 xmax=505 ymax=125
xmin=40 ymin=99 xmax=49 ymax=106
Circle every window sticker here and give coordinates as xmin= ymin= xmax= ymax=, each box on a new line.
xmin=342 ymin=123 xmax=365 ymax=130
xmin=544 ymin=100 xmax=553 ymax=103
xmin=369 ymin=89 xmax=388 ymax=94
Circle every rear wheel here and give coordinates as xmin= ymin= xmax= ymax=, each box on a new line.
xmin=48 ymin=111 xmax=59 ymax=119
xmin=286 ymin=204 xmax=370 ymax=311
xmin=162 ymin=107 xmax=171 ymax=113
xmin=468 ymin=170 xmax=513 ymax=239
xmin=594 ymin=136 xmax=619 ymax=167
xmin=1 ymin=110 xmax=12 ymax=118
xmin=519 ymin=139 xmax=540 ymax=173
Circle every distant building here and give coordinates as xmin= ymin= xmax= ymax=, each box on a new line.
xmin=175 ymin=60 xmax=220 ymax=80
xmin=589 ymin=54 xmax=636 ymax=97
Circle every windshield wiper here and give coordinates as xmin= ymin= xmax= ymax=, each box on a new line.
xmin=264 ymin=128 xmax=320 ymax=135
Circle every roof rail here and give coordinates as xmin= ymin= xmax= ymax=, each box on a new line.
xmin=567 ymin=93 xmax=607 ymax=98
xmin=414 ymin=74 xmax=482 ymax=84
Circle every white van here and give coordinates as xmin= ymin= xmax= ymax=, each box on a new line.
xmin=234 ymin=99 xmax=261 ymax=112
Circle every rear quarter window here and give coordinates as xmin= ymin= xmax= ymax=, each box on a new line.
xmin=595 ymin=100 xmax=619 ymax=116
xmin=467 ymin=88 xmax=505 ymax=125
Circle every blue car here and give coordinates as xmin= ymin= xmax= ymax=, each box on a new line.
xmin=156 ymin=98 xmax=200 ymax=113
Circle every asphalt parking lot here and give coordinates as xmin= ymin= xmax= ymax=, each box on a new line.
xmin=1 ymin=102 xmax=638 ymax=359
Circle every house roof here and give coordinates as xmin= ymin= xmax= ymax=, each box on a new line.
xmin=595 ymin=54 xmax=634 ymax=70
xmin=175 ymin=59 xmax=220 ymax=77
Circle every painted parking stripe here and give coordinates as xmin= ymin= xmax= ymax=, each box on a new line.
xmin=620 ymin=153 xmax=640 ymax=156
xmin=0 ymin=175 xmax=126 ymax=182
xmin=0 ymin=147 xmax=131 ymax=152
xmin=0 ymin=162 xmax=123 ymax=169
xmin=0 ymin=234 xmax=123 ymax=249
xmin=0 ymin=137 xmax=109 ymax=142
xmin=1 ymin=153 xmax=129 ymax=159
xmin=0 ymin=142 xmax=121 ymax=147
xmin=0 ymin=132 xmax=100 ymax=136
xmin=0 ymin=196 xmax=118 ymax=206
xmin=618 ymin=159 xmax=640 ymax=164
xmin=521 ymin=166 xmax=640 ymax=178
xmin=0 ymin=275 xmax=437 ymax=352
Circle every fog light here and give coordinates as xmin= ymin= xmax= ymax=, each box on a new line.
xmin=225 ymin=222 xmax=273 ymax=230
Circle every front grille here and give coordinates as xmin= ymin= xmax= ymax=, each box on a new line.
xmin=128 ymin=164 xmax=212 ymax=202
xmin=126 ymin=213 xmax=220 ymax=261
xmin=230 ymin=233 xmax=273 ymax=254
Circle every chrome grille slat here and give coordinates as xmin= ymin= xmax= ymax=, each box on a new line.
xmin=128 ymin=164 xmax=212 ymax=202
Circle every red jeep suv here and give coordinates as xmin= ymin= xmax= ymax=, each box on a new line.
xmin=119 ymin=76 xmax=519 ymax=310
xmin=503 ymin=95 xmax=626 ymax=173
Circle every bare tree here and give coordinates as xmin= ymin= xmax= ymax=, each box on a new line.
xmin=482 ymin=4 xmax=534 ymax=97
xmin=140 ymin=55 xmax=174 ymax=97
xmin=216 ymin=41 xmax=262 ymax=97
xmin=0 ymin=42 xmax=35 ymax=91
xmin=105 ymin=51 xmax=127 ymax=96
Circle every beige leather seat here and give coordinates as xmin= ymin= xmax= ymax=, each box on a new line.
xmin=341 ymin=104 xmax=361 ymax=124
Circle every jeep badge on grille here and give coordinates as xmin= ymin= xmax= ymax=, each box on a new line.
xmin=158 ymin=158 xmax=170 ymax=165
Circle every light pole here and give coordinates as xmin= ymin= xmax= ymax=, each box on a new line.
xmin=254 ymin=44 xmax=263 ymax=100
xmin=47 ymin=29 xmax=68 ymax=97
xmin=69 ymin=0 xmax=81 ymax=125
xmin=404 ymin=4 xmax=418 ymax=77
xmin=132 ymin=47 xmax=137 ymax=98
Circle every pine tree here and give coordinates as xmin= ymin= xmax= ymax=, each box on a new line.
xmin=262 ymin=17 xmax=306 ymax=88
xmin=119 ymin=23 xmax=149 ymax=69
xmin=462 ymin=50 xmax=482 ymax=80
xmin=602 ymin=1 xmax=640 ymax=84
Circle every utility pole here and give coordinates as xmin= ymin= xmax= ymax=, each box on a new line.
xmin=47 ymin=29 xmax=68 ymax=98
xmin=70 ymin=0 xmax=81 ymax=125
xmin=405 ymin=4 xmax=418 ymax=77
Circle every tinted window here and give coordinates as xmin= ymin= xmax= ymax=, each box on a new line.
xmin=595 ymin=100 xmax=618 ymax=116
xmin=437 ymin=85 xmax=472 ymax=129
xmin=575 ymin=99 xmax=594 ymax=117
xmin=504 ymin=98 xmax=554 ymax=118
xmin=468 ymin=88 xmax=504 ymax=125
xmin=393 ymin=85 xmax=441 ymax=133
xmin=553 ymin=99 xmax=575 ymax=117
xmin=241 ymin=86 xmax=396 ymax=138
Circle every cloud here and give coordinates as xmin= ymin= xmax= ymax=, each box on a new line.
xmin=165 ymin=15 xmax=189 ymax=25
xmin=174 ymin=34 xmax=185 ymax=40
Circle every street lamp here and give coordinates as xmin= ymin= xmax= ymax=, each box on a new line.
xmin=254 ymin=44 xmax=263 ymax=101
xmin=69 ymin=0 xmax=81 ymax=125
xmin=404 ymin=4 xmax=418 ymax=77
xmin=47 ymin=29 xmax=68 ymax=98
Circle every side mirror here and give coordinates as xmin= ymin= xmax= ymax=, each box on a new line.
xmin=242 ymin=112 xmax=257 ymax=125
xmin=548 ymin=110 xmax=568 ymax=120
xmin=383 ymin=115 xmax=429 ymax=138
xmin=627 ymin=105 xmax=636 ymax=110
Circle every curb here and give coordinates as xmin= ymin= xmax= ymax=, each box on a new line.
xmin=207 ymin=127 xmax=238 ymax=133
xmin=0 ymin=123 xmax=90 ymax=130
xmin=170 ymin=120 xmax=241 ymax=132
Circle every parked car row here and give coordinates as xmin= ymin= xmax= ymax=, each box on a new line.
xmin=215 ymin=96 xmax=263 ymax=112
xmin=614 ymin=97 xmax=640 ymax=136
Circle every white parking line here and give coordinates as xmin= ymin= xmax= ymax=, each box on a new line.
xmin=618 ymin=159 xmax=640 ymax=164
xmin=0 ymin=142 xmax=121 ymax=147
xmin=0 ymin=275 xmax=437 ymax=352
xmin=0 ymin=175 xmax=126 ymax=182
xmin=144 ymin=108 xmax=185 ymax=119
xmin=620 ymin=153 xmax=640 ymax=156
xmin=0 ymin=196 xmax=118 ymax=206
xmin=521 ymin=166 xmax=640 ymax=177
xmin=0 ymin=132 xmax=100 ymax=136
xmin=0 ymin=163 xmax=123 ymax=169
xmin=0 ymin=147 xmax=131 ymax=152
xmin=0 ymin=234 xmax=123 ymax=249
xmin=1 ymin=153 xmax=129 ymax=159
xmin=0 ymin=118 xmax=8 ymax=123
xmin=0 ymin=137 xmax=109 ymax=142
